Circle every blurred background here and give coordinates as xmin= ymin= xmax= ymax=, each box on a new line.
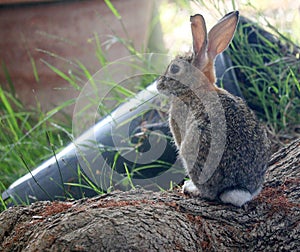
xmin=0 ymin=0 xmax=299 ymax=115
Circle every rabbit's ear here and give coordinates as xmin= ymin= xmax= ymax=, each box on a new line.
xmin=207 ymin=11 xmax=239 ymax=60
xmin=190 ymin=14 xmax=207 ymax=68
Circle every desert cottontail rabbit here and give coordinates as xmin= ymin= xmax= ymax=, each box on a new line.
xmin=156 ymin=11 xmax=270 ymax=207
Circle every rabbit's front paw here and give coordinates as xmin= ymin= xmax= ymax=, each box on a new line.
xmin=182 ymin=180 xmax=201 ymax=197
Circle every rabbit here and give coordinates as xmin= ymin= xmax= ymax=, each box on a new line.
xmin=156 ymin=11 xmax=271 ymax=207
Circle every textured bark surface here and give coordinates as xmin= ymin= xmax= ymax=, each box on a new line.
xmin=0 ymin=139 xmax=299 ymax=251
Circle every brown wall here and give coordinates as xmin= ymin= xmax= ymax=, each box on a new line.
xmin=0 ymin=0 xmax=154 ymax=115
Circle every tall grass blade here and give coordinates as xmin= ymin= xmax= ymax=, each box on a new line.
xmin=30 ymin=57 xmax=40 ymax=83
xmin=19 ymin=153 xmax=54 ymax=201
xmin=94 ymin=33 xmax=107 ymax=67
xmin=41 ymin=59 xmax=81 ymax=90
xmin=1 ymin=61 xmax=15 ymax=96
xmin=0 ymin=87 xmax=20 ymax=140
xmin=46 ymin=131 xmax=67 ymax=197
xmin=104 ymin=0 xmax=121 ymax=19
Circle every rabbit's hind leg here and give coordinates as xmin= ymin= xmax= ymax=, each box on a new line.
xmin=219 ymin=188 xmax=260 ymax=207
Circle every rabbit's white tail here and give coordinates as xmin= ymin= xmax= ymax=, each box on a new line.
xmin=219 ymin=187 xmax=262 ymax=207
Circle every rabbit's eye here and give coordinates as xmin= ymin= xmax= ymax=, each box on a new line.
xmin=170 ymin=64 xmax=180 ymax=74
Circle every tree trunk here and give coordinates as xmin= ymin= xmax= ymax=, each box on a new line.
xmin=0 ymin=139 xmax=299 ymax=251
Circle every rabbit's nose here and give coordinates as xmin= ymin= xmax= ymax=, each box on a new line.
xmin=158 ymin=75 xmax=170 ymax=82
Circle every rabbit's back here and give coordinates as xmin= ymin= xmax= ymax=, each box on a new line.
xmin=183 ymin=92 xmax=270 ymax=201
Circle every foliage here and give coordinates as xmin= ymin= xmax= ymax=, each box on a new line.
xmin=228 ymin=17 xmax=300 ymax=134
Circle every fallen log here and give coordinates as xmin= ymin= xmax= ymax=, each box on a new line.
xmin=0 ymin=138 xmax=299 ymax=251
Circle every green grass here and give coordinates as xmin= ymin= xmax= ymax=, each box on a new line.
xmin=228 ymin=18 xmax=300 ymax=136
xmin=0 ymin=86 xmax=73 ymax=210
xmin=0 ymin=1 xmax=170 ymax=211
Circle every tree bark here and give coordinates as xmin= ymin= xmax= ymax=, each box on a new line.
xmin=0 ymin=139 xmax=299 ymax=251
